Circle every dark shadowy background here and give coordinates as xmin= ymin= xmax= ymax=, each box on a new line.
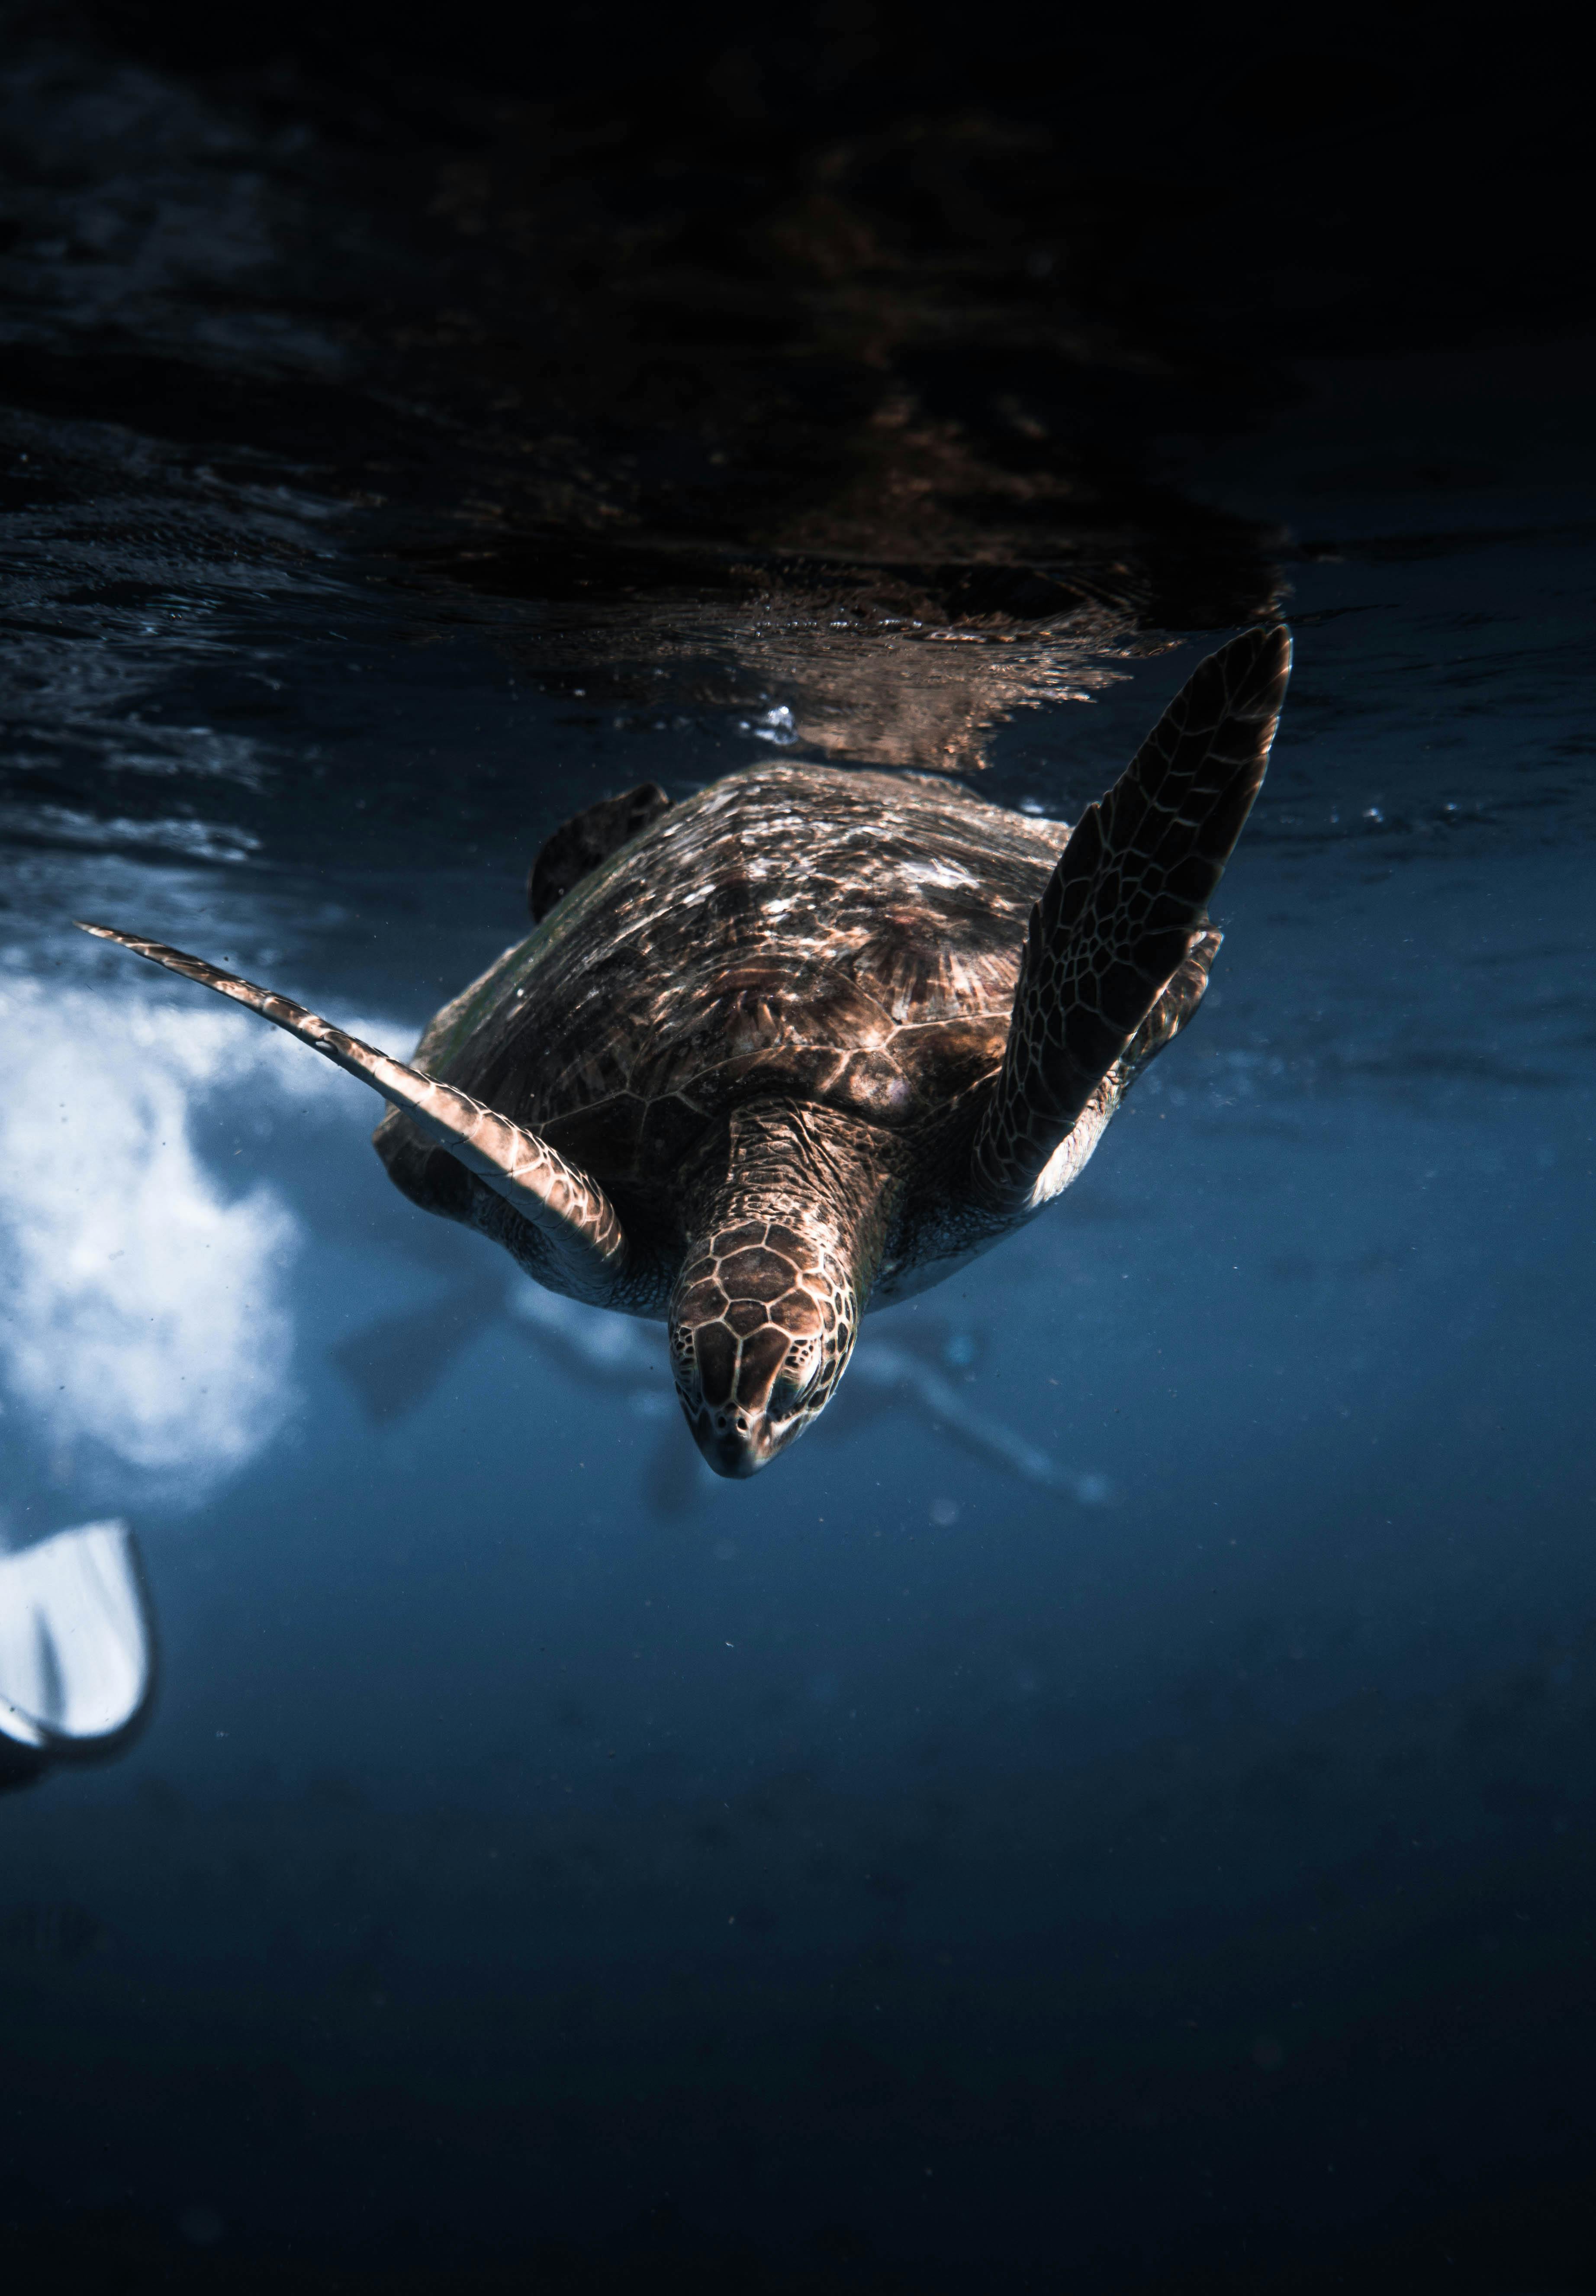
xmin=15 ymin=0 xmax=1590 ymax=633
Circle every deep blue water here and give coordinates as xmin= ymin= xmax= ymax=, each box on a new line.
xmin=3 ymin=13 xmax=1595 ymax=2290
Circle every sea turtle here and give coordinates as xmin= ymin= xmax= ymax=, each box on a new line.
xmin=79 ymin=624 xmax=1290 ymax=1479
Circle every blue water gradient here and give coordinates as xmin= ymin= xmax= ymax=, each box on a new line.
xmin=4 ymin=305 xmax=1596 ymax=2284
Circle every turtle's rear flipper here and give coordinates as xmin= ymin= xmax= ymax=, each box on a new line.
xmin=973 ymin=623 xmax=1290 ymax=1213
xmin=530 ymin=783 xmax=671 ymax=922
xmin=333 ymin=1278 xmax=504 ymax=1425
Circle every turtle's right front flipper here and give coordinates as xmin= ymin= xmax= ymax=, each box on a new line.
xmin=74 ymin=923 xmax=634 ymax=1305
xmin=972 ymin=622 xmax=1290 ymax=1215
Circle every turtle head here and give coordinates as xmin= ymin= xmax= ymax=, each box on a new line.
xmin=669 ymin=1215 xmax=859 ymax=1477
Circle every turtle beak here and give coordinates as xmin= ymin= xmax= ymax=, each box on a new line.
xmin=679 ymin=1322 xmax=818 ymax=1479
xmin=693 ymin=1412 xmax=782 ymax=1479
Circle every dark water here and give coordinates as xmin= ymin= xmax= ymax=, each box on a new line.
xmin=3 ymin=8 xmax=1594 ymax=2288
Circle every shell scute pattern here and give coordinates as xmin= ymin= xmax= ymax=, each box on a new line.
xmin=843 ymin=921 xmax=1014 ymax=1025
xmin=393 ymin=765 xmax=1070 ymax=1208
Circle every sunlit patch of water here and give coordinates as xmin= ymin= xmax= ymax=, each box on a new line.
xmin=0 ymin=974 xmax=396 ymax=1516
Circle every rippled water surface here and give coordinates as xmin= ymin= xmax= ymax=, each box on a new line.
xmin=3 ymin=12 xmax=1595 ymax=2290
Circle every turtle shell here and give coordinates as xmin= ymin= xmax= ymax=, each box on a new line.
xmin=380 ymin=763 xmax=1068 ymax=1240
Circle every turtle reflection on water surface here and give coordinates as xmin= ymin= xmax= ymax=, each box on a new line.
xmin=80 ymin=626 xmax=1290 ymax=1480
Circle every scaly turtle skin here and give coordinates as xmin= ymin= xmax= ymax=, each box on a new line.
xmin=78 ymin=624 xmax=1290 ymax=1478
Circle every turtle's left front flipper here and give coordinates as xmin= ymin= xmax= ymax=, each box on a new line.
xmin=74 ymin=924 xmax=634 ymax=1304
xmin=973 ymin=622 xmax=1290 ymax=1214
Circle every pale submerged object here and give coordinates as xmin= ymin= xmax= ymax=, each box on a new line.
xmin=0 ymin=1519 xmax=154 ymax=1765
